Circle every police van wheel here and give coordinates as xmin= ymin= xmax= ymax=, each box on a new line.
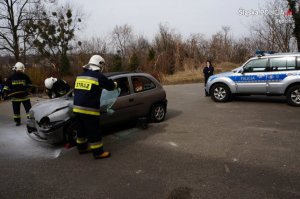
xmin=210 ymin=84 xmax=231 ymax=102
xmin=286 ymin=85 xmax=300 ymax=107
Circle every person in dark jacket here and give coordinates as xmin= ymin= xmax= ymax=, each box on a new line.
xmin=4 ymin=62 xmax=33 ymax=126
xmin=73 ymin=55 xmax=117 ymax=159
xmin=44 ymin=77 xmax=70 ymax=98
xmin=203 ymin=60 xmax=214 ymax=85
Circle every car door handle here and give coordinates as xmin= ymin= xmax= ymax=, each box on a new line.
xmin=129 ymin=98 xmax=134 ymax=102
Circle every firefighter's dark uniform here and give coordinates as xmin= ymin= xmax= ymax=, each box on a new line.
xmin=4 ymin=72 xmax=32 ymax=125
xmin=46 ymin=79 xmax=70 ymax=98
xmin=73 ymin=70 xmax=116 ymax=158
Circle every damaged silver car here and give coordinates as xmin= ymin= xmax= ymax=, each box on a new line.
xmin=26 ymin=72 xmax=167 ymax=144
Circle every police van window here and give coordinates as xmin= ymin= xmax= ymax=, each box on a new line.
xmin=243 ymin=59 xmax=268 ymax=73
xmin=269 ymin=57 xmax=296 ymax=71
xmin=113 ymin=77 xmax=130 ymax=96
xmin=132 ymin=76 xmax=156 ymax=93
xmin=297 ymin=57 xmax=300 ymax=69
xmin=287 ymin=57 xmax=296 ymax=70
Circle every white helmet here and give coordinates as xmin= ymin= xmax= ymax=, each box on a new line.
xmin=83 ymin=55 xmax=105 ymax=71
xmin=45 ymin=77 xmax=58 ymax=89
xmin=14 ymin=62 xmax=25 ymax=72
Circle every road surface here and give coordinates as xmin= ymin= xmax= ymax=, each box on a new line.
xmin=0 ymin=83 xmax=300 ymax=199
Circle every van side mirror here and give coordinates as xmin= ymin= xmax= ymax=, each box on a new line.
xmin=239 ymin=68 xmax=245 ymax=74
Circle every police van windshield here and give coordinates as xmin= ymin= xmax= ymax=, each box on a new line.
xmin=232 ymin=66 xmax=243 ymax=73
xmin=243 ymin=58 xmax=268 ymax=73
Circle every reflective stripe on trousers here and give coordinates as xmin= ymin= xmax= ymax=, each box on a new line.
xmin=90 ymin=142 xmax=103 ymax=149
xmin=73 ymin=105 xmax=100 ymax=116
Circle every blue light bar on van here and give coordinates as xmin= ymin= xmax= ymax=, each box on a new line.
xmin=255 ymin=50 xmax=276 ymax=56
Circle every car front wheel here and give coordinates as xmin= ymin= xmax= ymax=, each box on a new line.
xmin=64 ymin=120 xmax=78 ymax=146
xmin=210 ymin=84 xmax=231 ymax=102
xmin=150 ymin=104 xmax=166 ymax=122
xmin=286 ymin=85 xmax=300 ymax=107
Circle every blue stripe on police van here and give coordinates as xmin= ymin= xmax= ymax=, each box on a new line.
xmin=228 ymin=74 xmax=288 ymax=83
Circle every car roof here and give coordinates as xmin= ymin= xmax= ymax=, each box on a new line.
xmin=251 ymin=52 xmax=300 ymax=60
xmin=104 ymin=72 xmax=153 ymax=78
xmin=104 ymin=72 xmax=131 ymax=77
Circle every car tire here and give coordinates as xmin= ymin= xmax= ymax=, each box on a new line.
xmin=64 ymin=120 xmax=78 ymax=146
xmin=286 ymin=85 xmax=300 ymax=107
xmin=210 ymin=83 xmax=231 ymax=103
xmin=150 ymin=104 xmax=166 ymax=123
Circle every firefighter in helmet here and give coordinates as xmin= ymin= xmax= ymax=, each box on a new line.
xmin=3 ymin=62 xmax=33 ymax=126
xmin=44 ymin=77 xmax=70 ymax=98
xmin=73 ymin=55 xmax=117 ymax=159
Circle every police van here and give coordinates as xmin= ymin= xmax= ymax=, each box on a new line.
xmin=205 ymin=52 xmax=300 ymax=106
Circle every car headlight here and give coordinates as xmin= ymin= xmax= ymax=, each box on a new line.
xmin=39 ymin=117 xmax=52 ymax=129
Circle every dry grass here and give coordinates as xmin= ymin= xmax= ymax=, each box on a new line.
xmin=161 ymin=69 xmax=204 ymax=85
xmin=162 ymin=62 xmax=241 ymax=85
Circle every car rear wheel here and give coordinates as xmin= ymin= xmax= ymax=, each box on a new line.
xmin=210 ymin=84 xmax=231 ymax=102
xmin=286 ymin=85 xmax=300 ymax=107
xmin=64 ymin=120 xmax=78 ymax=146
xmin=150 ymin=104 xmax=166 ymax=122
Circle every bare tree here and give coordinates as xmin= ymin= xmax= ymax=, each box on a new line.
xmin=25 ymin=3 xmax=82 ymax=74
xmin=250 ymin=0 xmax=295 ymax=52
xmin=222 ymin=26 xmax=231 ymax=47
xmin=78 ymin=36 xmax=108 ymax=55
xmin=186 ymin=33 xmax=209 ymax=62
xmin=0 ymin=0 xmax=44 ymax=62
xmin=287 ymin=0 xmax=300 ymax=51
xmin=111 ymin=24 xmax=134 ymax=60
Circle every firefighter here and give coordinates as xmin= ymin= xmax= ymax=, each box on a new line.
xmin=44 ymin=77 xmax=70 ymax=98
xmin=73 ymin=55 xmax=117 ymax=159
xmin=4 ymin=62 xmax=33 ymax=126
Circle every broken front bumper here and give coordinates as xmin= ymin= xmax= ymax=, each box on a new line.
xmin=26 ymin=119 xmax=66 ymax=144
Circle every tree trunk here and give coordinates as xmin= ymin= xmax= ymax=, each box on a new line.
xmin=295 ymin=15 xmax=300 ymax=51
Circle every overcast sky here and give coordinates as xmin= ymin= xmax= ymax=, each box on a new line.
xmin=61 ymin=0 xmax=276 ymax=40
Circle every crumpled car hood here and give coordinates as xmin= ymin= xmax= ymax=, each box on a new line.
xmin=31 ymin=98 xmax=72 ymax=122
xmin=30 ymin=89 xmax=120 ymax=122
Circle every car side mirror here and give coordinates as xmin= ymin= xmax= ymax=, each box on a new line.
xmin=239 ymin=68 xmax=245 ymax=74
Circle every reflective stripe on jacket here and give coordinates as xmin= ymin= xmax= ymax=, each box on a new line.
xmin=4 ymin=72 xmax=32 ymax=98
xmin=73 ymin=70 xmax=116 ymax=116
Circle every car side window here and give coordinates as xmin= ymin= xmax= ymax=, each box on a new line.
xmin=243 ymin=59 xmax=268 ymax=73
xmin=132 ymin=76 xmax=156 ymax=93
xmin=269 ymin=57 xmax=296 ymax=71
xmin=113 ymin=77 xmax=130 ymax=96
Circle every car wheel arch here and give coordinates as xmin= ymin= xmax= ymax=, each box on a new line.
xmin=284 ymin=82 xmax=300 ymax=95
xmin=209 ymin=82 xmax=231 ymax=95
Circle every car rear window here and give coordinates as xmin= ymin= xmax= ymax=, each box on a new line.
xmin=132 ymin=76 xmax=156 ymax=93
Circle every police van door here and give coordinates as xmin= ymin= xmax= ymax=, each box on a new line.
xmin=236 ymin=58 xmax=268 ymax=94
xmin=267 ymin=57 xmax=297 ymax=94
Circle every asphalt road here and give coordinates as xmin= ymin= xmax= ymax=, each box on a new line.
xmin=1 ymin=83 xmax=300 ymax=199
